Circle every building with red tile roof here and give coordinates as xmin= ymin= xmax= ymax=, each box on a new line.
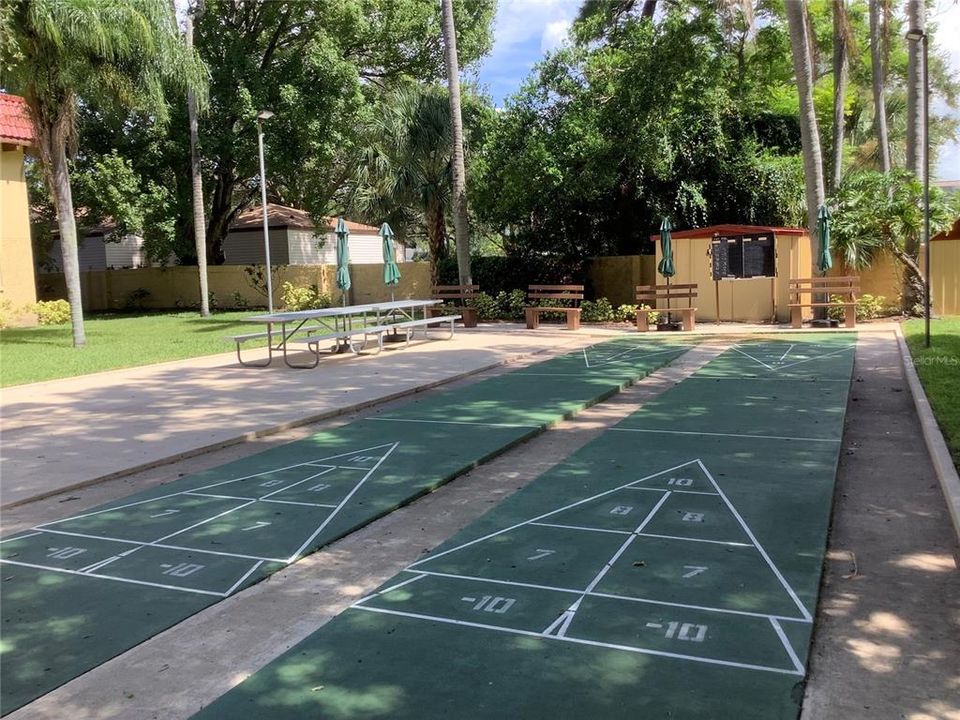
xmin=1 ymin=93 xmax=39 ymax=325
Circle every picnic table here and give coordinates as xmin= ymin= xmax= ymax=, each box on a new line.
xmin=231 ymin=299 xmax=458 ymax=368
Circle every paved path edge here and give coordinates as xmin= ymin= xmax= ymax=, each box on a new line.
xmin=1 ymin=347 xmax=559 ymax=511
xmin=895 ymin=324 xmax=960 ymax=546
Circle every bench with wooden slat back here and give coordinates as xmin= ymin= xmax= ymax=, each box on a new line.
xmin=428 ymin=284 xmax=480 ymax=328
xmin=635 ymin=283 xmax=698 ymax=332
xmin=525 ymin=284 xmax=584 ymax=330
xmin=788 ymin=276 xmax=860 ymax=328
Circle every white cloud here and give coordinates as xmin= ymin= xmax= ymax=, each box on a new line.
xmin=489 ymin=0 xmax=580 ymax=55
xmin=541 ymin=19 xmax=573 ymax=53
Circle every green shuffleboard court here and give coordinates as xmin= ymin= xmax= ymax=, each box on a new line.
xmin=0 ymin=337 xmax=690 ymax=715
xmin=191 ymin=336 xmax=855 ymax=720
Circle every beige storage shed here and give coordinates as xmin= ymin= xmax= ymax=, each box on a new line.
xmin=652 ymin=224 xmax=813 ymax=324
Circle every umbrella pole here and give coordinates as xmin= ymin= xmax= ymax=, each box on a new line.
xmin=666 ymin=276 xmax=672 ymax=326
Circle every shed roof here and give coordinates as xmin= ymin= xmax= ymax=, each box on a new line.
xmin=231 ymin=204 xmax=381 ymax=234
xmin=651 ymin=223 xmax=807 ymax=241
xmin=0 ymin=93 xmax=33 ymax=146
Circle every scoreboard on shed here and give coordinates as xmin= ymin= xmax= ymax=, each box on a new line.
xmin=711 ymin=233 xmax=775 ymax=280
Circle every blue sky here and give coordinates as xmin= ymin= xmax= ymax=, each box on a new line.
xmin=473 ymin=0 xmax=960 ymax=179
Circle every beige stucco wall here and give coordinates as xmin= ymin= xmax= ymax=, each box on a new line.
xmin=37 ymin=262 xmax=433 ymax=312
xmin=0 ymin=145 xmax=38 ymax=326
xmin=930 ymin=239 xmax=959 ymax=316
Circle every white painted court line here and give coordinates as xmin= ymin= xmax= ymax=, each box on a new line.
xmin=778 ymin=344 xmax=795 ymax=362
xmin=584 ymin=345 xmax=685 ymax=369
xmin=770 ymin=617 xmax=806 ymax=674
xmin=0 ymin=532 xmax=41 ymax=544
xmin=184 ymin=491 xmax=256 ymax=501
xmin=549 ymin=492 xmax=673 ymax=636
xmin=351 ymin=605 xmax=803 ymax=676
xmin=635 ymin=532 xmax=752 ymax=548
xmin=355 ymin=573 xmax=429 ymax=604
xmin=366 ymin=417 xmax=540 ymax=429
xmin=610 ymin=427 xmax=840 ymax=443
xmin=260 ymin=499 xmax=338 ymax=509
xmin=36 ymin=443 xmax=397 ymax=527
xmin=685 ymin=377 xmax=850 ymax=382
xmin=775 ymin=345 xmax=854 ymax=371
xmin=223 ymin=560 xmax=265 ymax=597
xmin=399 ymin=568 xmax=809 ymax=624
xmin=0 ymin=558 xmax=226 ymax=597
xmin=730 ymin=345 xmax=775 ymax=370
xmin=698 ymin=460 xmax=812 ymax=622
xmin=28 ymin=528 xmax=288 ymax=563
xmin=588 ymin=590 xmax=810 ymax=623
xmin=408 ymin=460 xmax=701 ymax=569
xmin=672 ymin=490 xmax=719 ymax=496
xmin=286 ymin=442 xmax=400 ymax=563
xmin=529 ymin=521 xmax=631 ymax=536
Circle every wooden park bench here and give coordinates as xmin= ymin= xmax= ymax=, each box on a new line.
xmin=525 ymin=285 xmax=583 ymax=330
xmin=635 ymin=284 xmax=698 ymax=332
xmin=428 ymin=284 xmax=480 ymax=328
xmin=788 ymin=277 xmax=859 ymax=329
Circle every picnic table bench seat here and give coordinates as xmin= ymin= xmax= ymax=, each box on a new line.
xmin=244 ymin=314 xmax=461 ymax=369
xmin=635 ymin=284 xmax=698 ymax=332
xmin=428 ymin=285 xmax=480 ymax=328
xmin=788 ymin=277 xmax=859 ymax=328
xmin=525 ymin=285 xmax=583 ymax=330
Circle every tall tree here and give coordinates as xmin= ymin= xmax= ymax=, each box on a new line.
xmin=905 ymin=0 xmax=925 ymax=179
xmin=441 ymin=0 xmax=471 ymax=285
xmin=185 ymin=9 xmax=210 ymax=317
xmin=869 ymin=0 xmax=891 ymax=173
xmin=4 ymin=0 xmax=205 ymax=346
xmin=830 ymin=0 xmax=850 ymax=191
xmin=785 ymin=0 xmax=826 ymax=278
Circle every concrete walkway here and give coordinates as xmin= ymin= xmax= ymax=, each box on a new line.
xmin=801 ymin=330 xmax=960 ymax=719
xmin=0 ymin=327 xmax=615 ymax=508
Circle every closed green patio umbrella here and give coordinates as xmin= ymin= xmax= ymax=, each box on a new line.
xmin=381 ymin=222 xmax=401 ymax=301
xmin=335 ymin=216 xmax=351 ymax=306
xmin=817 ymin=204 xmax=833 ymax=275
xmin=657 ymin=217 xmax=676 ymax=324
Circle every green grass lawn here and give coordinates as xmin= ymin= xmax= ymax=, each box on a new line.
xmin=904 ymin=316 xmax=960 ymax=466
xmin=0 ymin=311 xmax=263 ymax=387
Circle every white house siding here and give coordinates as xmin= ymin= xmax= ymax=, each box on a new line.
xmin=347 ymin=233 xmax=386 ymax=264
xmin=46 ymin=232 xmax=107 ymax=271
xmin=223 ymin=229 xmax=290 ymax=265
xmin=287 ymin=228 xmax=325 ymax=264
xmin=104 ymin=234 xmax=146 ymax=269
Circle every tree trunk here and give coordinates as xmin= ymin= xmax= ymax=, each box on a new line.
xmin=786 ymin=0 xmax=826 ymax=285
xmin=830 ymin=0 xmax=849 ymax=192
xmin=186 ymin=13 xmax=210 ymax=317
xmin=426 ymin=204 xmax=447 ymax=286
xmin=206 ymin=173 xmax=237 ymax=265
xmin=48 ymin=123 xmax=86 ymax=347
xmin=869 ymin=0 xmax=891 ymax=173
xmin=440 ymin=0 xmax=471 ymax=286
xmin=903 ymin=0 xmax=925 ymax=313
xmin=905 ymin=0 xmax=925 ymax=180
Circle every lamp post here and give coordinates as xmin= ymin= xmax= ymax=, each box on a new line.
xmin=255 ymin=109 xmax=275 ymax=313
xmin=906 ymin=28 xmax=930 ymax=348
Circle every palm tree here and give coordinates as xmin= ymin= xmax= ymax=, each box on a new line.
xmin=905 ymin=0 xmax=925 ymax=180
xmin=4 ymin=0 xmax=206 ymax=346
xmin=350 ymin=85 xmax=462 ymax=285
xmin=440 ymin=0 xmax=471 ymax=286
xmin=185 ymin=9 xmax=209 ymax=317
xmin=785 ymin=0 xmax=826 ymax=279
xmin=830 ymin=0 xmax=851 ymax=191
xmin=869 ymin=0 xmax=891 ymax=173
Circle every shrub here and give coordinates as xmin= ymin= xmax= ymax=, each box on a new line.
xmin=581 ymin=298 xmax=615 ymax=322
xmin=231 ymin=291 xmax=249 ymax=309
xmin=0 ymin=300 xmax=14 ymax=329
xmin=469 ymin=292 xmax=501 ymax=321
xmin=828 ymin=293 xmax=885 ymax=321
xmin=638 ymin=303 xmax=660 ymax=325
xmin=614 ymin=304 xmax=638 ymax=323
xmin=280 ymin=282 xmax=331 ymax=311
xmin=123 ymin=287 xmax=151 ymax=311
xmin=32 ymin=299 xmax=71 ymax=325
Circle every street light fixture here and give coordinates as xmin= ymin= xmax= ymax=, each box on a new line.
xmin=255 ymin=109 xmax=275 ymax=313
xmin=906 ymin=28 xmax=931 ymax=348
